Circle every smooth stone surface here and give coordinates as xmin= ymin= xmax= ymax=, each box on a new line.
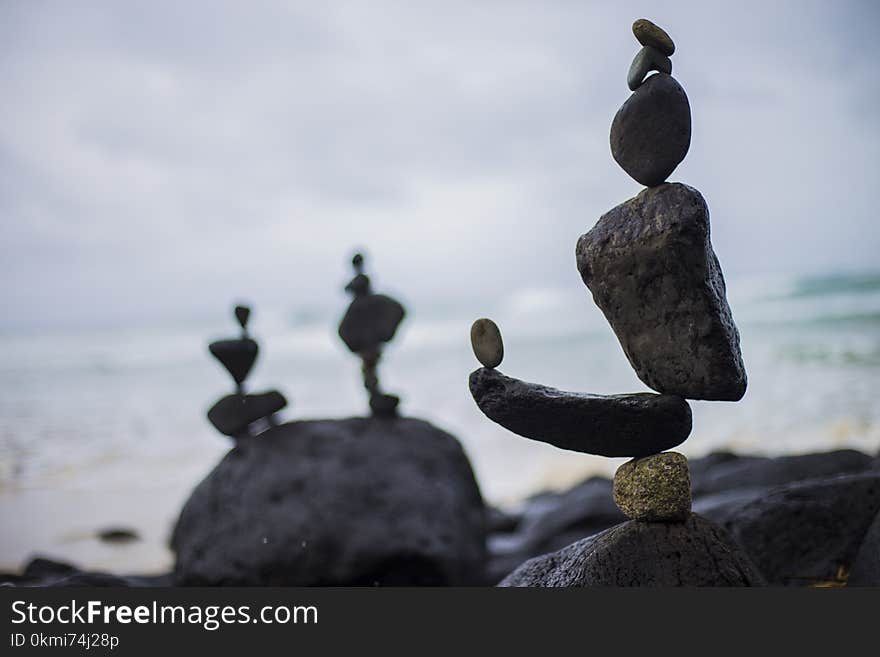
xmin=207 ymin=390 xmax=287 ymax=438
xmin=172 ymin=417 xmax=487 ymax=585
xmin=338 ymin=293 xmax=405 ymax=353
xmin=849 ymin=510 xmax=880 ymax=586
xmin=234 ymin=305 xmax=250 ymax=330
xmin=577 ymin=183 xmax=747 ymax=400
xmin=470 ymin=318 xmax=504 ymax=368
xmin=720 ymin=472 xmax=880 ymax=586
xmin=610 ymin=73 xmax=690 ymax=187
xmin=208 ymin=338 xmax=258 ymax=385
xmin=500 ymin=514 xmax=763 ymax=587
xmin=469 ymin=367 xmax=691 ymax=457
xmin=613 ymin=452 xmax=691 ymax=522
xmin=632 ymin=18 xmax=675 ymax=56
xmin=627 ymin=46 xmax=672 ymax=91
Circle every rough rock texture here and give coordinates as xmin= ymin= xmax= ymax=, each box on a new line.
xmin=487 ymin=477 xmax=625 ymax=584
xmin=610 ymin=73 xmax=690 ymax=187
xmin=208 ymin=338 xmax=258 ymax=385
xmin=849 ymin=510 xmax=880 ymax=586
xmin=613 ymin=452 xmax=691 ymax=521
xmin=338 ymin=294 xmax=405 ymax=353
xmin=172 ymin=417 xmax=486 ymax=586
xmin=469 ymin=367 xmax=691 ymax=457
xmin=632 ymin=18 xmax=675 ymax=56
xmin=690 ymin=449 xmax=874 ymax=497
xmin=577 ymin=183 xmax=746 ymax=401
xmin=627 ymin=46 xmax=672 ymax=91
xmin=470 ymin=318 xmax=504 ymax=368
xmin=207 ymin=390 xmax=287 ymax=438
xmin=720 ymin=472 xmax=880 ymax=586
xmin=500 ymin=514 xmax=763 ymax=587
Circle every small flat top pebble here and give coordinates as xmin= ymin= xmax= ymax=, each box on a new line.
xmin=632 ymin=18 xmax=675 ymax=56
xmin=470 ymin=318 xmax=504 ymax=368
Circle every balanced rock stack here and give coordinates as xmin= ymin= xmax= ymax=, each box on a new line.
xmin=206 ymin=305 xmax=287 ymax=439
xmin=338 ymin=253 xmax=406 ymax=417
xmin=470 ymin=20 xmax=760 ymax=586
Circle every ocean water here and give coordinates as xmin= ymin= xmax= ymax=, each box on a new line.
xmin=1 ymin=270 xmax=878 ymax=573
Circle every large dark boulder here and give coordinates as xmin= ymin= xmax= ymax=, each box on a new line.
xmin=469 ymin=367 xmax=691 ymax=457
xmin=690 ymin=449 xmax=874 ymax=497
xmin=720 ymin=472 xmax=880 ymax=586
xmin=172 ymin=417 xmax=486 ymax=586
xmin=577 ymin=183 xmax=746 ymax=401
xmin=849 ymin=510 xmax=880 ymax=586
xmin=500 ymin=514 xmax=763 ymax=587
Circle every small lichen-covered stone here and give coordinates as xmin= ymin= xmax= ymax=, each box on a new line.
xmin=613 ymin=451 xmax=692 ymax=522
xmin=470 ymin=318 xmax=504 ymax=368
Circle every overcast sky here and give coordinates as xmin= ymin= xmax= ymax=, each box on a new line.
xmin=1 ymin=0 xmax=878 ymax=330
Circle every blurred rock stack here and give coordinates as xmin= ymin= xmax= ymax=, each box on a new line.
xmin=470 ymin=19 xmax=760 ymax=586
xmin=206 ymin=304 xmax=287 ymax=439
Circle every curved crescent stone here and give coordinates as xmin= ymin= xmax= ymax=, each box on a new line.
xmin=469 ymin=368 xmax=692 ymax=457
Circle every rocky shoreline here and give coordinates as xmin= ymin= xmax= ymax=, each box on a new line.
xmin=3 ymin=447 xmax=878 ymax=588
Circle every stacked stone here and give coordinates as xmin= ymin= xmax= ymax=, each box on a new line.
xmin=469 ymin=20 xmax=746 ymax=533
xmin=206 ymin=305 xmax=287 ymax=439
xmin=338 ymin=253 xmax=406 ymax=417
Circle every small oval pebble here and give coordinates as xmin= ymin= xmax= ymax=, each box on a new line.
xmin=470 ymin=318 xmax=504 ymax=368
xmin=632 ymin=18 xmax=675 ymax=57
xmin=627 ymin=45 xmax=672 ymax=91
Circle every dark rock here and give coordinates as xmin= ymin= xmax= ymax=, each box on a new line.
xmin=172 ymin=417 xmax=486 ymax=585
xmin=849 ymin=510 xmax=880 ymax=586
xmin=369 ymin=393 xmax=400 ymax=417
xmin=234 ymin=305 xmax=250 ymax=330
xmin=207 ymin=390 xmax=287 ymax=438
xmin=469 ymin=367 xmax=691 ymax=457
xmin=487 ymin=476 xmax=624 ymax=584
xmin=627 ymin=46 xmax=672 ymax=91
xmin=610 ymin=73 xmax=690 ymax=187
xmin=97 ymin=527 xmax=140 ymax=544
xmin=632 ymin=18 xmax=675 ymax=56
xmin=208 ymin=338 xmax=258 ymax=385
xmin=338 ymin=294 xmax=405 ymax=353
xmin=577 ymin=183 xmax=746 ymax=400
xmin=1 ymin=557 xmax=172 ymax=587
xmin=470 ymin=318 xmax=504 ymax=368
xmin=500 ymin=514 xmax=763 ymax=587
xmin=23 ymin=557 xmax=78 ymax=581
xmin=690 ymin=449 xmax=874 ymax=497
xmin=486 ymin=506 xmax=521 ymax=534
xmin=720 ymin=472 xmax=880 ymax=586
xmin=613 ymin=452 xmax=691 ymax=521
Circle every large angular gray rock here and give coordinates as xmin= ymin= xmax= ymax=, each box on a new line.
xmin=576 ymin=183 xmax=747 ymax=401
xmin=172 ymin=417 xmax=486 ymax=585
xmin=500 ymin=514 xmax=763 ymax=587
xmin=720 ymin=472 xmax=880 ymax=586
xmin=610 ymin=73 xmax=690 ymax=187
xmin=469 ymin=367 xmax=691 ymax=457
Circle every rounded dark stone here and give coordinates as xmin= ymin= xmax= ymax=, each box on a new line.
xmin=234 ymin=305 xmax=250 ymax=330
xmin=500 ymin=514 xmax=763 ymax=586
xmin=207 ymin=390 xmax=287 ymax=438
xmin=610 ymin=73 xmax=691 ymax=187
xmin=369 ymin=393 xmax=400 ymax=417
xmin=338 ymin=293 xmax=405 ymax=353
xmin=627 ymin=46 xmax=672 ymax=91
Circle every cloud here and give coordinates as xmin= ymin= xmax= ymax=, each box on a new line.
xmin=0 ymin=0 xmax=877 ymax=329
